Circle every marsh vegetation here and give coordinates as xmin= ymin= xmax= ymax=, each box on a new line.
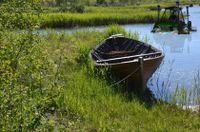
xmin=0 ymin=0 xmax=200 ymax=131
xmin=38 ymin=0 xmax=200 ymax=28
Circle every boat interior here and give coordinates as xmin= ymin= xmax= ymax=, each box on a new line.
xmin=91 ymin=36 xmax=161 ymax=63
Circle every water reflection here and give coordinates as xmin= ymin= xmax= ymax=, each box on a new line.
xmin=152 ymin=33 xmax=192 ymax=53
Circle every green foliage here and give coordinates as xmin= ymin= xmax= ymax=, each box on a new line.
xmin=170 ymin=70 xmax=200 ymax=110
xmin=0 ymin=0 xmax=200 ymax=129
xmin=40 ymin=5 xmax=157 ymax=28
xmin=0 ymin=0 xmax=67 ymax=130
xmin=37 ymin=1 xmax=199 ymax=28
xmin=0 ymin=31 xmax=53 ymax=131
xmin=37 ymin=28 xmax=200 ymax=131
xmin=53 ymin=0 xmax=85 ymax=13
xmin=96 ymin=0 xmax=107 ymax=5
xmin=60 ymin=2 xmax=85 ymax=13
xmin=103 ymin=24 xmax=128 ymax=37
xmin=0 ymin=0 xmax=42 ymax=30
xmin=41 ymin=0 xmax=200 ymax=6
xmin=71 ymin=3 xmax=85 ymax=13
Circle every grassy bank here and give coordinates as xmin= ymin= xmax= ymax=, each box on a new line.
xmin=1 ymin=25 xmax=199 ymax=131
xmin=36 ymin=26 xmax=200 ymax=131
xmin=41 ymin=0 xmax=200 ymax=6
xmin=40 ymin=12 xmax=156 ymax=28
xmin=40 ymin=6 xmax=157 ymax=28
xmin=39 ymin=2 xmax=198 ymax=28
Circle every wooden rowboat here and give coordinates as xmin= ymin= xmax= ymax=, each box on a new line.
xmin=90 ymin=34 xmax=164 ymax=93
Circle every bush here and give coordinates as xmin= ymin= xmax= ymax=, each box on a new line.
xmin=60 ymin=3 xmax=85 ymax=13
xmin=103 ymin=24 xmax=128 ymax=38
xmin=71 ymin=4 xmax=85 ymax=13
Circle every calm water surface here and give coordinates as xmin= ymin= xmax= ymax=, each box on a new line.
xmin=42 ymin=5 xmax=200 ymax=102
xmin=121 ymin=6 xmax=200 ymax=101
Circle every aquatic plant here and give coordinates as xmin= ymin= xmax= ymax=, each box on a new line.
xmin=150 ymin=59 xmax=200 ymax=111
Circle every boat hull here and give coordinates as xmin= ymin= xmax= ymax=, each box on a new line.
xmin=110 ymin=55 xmax=164 ymax=92
xmin=90 ymin=35 xmax=164 ymax=93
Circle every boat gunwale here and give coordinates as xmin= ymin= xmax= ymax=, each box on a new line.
xmin=96 ymin=52 xmax=162 ymax=63
xmin=90 ymin=35 xmax=164 ymax=66
xmin=90 ymin=51 xmax=164 ymax=66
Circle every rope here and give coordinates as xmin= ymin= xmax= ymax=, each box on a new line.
xmin=92 ymin=41 xmax=141 ymax=87
xmin=110 ymin=66 xmax=140 ymax=87
xmin=92 ymin=49 xmax=141 ymax=87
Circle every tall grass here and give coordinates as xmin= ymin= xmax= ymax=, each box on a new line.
xmin=40 ymin=10 xmax=157 ymax=28
xmin=169 ymin=70 xmax=200 ymax=111
xmin=38 ymin=25 xmax=200 ymax=130
xmin=39 ymin=2 xmax=197 ymax=28
xmin=1 ymin=25 xmax=200 ymax=131
xmin=150 ymin=58 xmax=200 ymax=111
xmin=40 ymin=5 xmax=160 ymax=28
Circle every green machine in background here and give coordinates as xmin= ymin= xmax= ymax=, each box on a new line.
xmin=152 ymin=1 xmax=197 ymax=34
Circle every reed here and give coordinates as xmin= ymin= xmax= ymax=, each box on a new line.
xmin=40 ymin=11 xmax=157 ymax=28
xmin=39 ymin=2 xmax=197 ymax=28
xmin=169 ymin=70 xmax=200 ymax=112
xmin=39 ymin=5 xmax=160 ymax=28
xmin=150 ymin=58 xmax=200 ymax=112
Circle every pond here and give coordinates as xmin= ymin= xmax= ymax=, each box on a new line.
xmin=41 ymin=5 xmax=200 ymax=104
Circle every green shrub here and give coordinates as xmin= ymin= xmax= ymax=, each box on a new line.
xmin=103 ymin=24 xmax=128 ymax=37
xmin=60 ymin=3 xmax=85 ymax=13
